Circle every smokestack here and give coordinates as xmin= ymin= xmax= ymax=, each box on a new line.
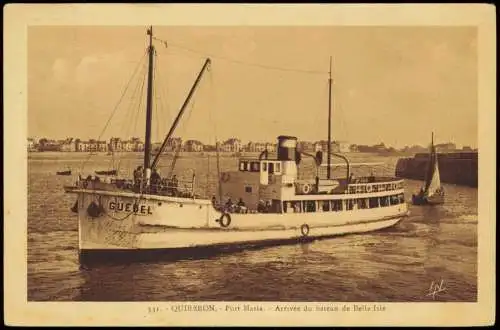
xmin=277 ymin=135 xmax=297 ymax=161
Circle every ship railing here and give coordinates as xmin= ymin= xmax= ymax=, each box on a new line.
xmin=76 ymin=176 xmax=196 ymax=197
xmin=147 ymin=178 xmax=195 ymax=197
xmin=347 ymin=178 xmax=404 ymax=194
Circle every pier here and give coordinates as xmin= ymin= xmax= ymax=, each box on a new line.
xmin=395 ymin=152 xmax=478 ymax=187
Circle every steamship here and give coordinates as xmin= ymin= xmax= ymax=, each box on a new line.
xmin=64 ymin=27 xmax=409 ymax=264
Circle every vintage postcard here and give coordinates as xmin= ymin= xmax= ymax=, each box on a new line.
xmin=4 ymin=3 xmax=496 ymax=327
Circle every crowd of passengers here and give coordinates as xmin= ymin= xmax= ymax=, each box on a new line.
xmin=132 ymin=166 xmax=186 ymax=196
xmin=211 ymin=196 xmax=274 ymax=214
xmin=79 ymin=166 xmax=187 ymax=196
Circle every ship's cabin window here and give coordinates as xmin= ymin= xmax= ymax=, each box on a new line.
xmin=250 ymin=161 xmax=260 ymax=172
xmin=268 ymin=162 xmax=274 ymax=174
xmin=303 ymin=200 xmax=316 ymax=212
xmin=346 ymin=199 xmax=355 ymax=210
xmin=390 ymin=195 xmax=400 ymax=205
xmin=283 ymin=201 xmax=291 ymax=213
xmin=240 ymin=161 xmax=248 ymax=171
xmin=239 ymin=160 xmax=262 ymax=172
xmin=291 ymin=201 xmax=302 ymax=213
xmin=332 ymin=200 xmax=343 ymax=211
xmin=398 ymin=193 xmax=405 ymax=204
xmin=357 ymin=199 xmax=368 ymax=209
xmin=380 ymin=196 xmax=390 ymax=207
xmin=369 ymin=197 xmax=379 ymax=208
xmin=322 ymin=200 xmax=330 ymax=211
xmin=260 ymin=161 xmax=281 ymax=174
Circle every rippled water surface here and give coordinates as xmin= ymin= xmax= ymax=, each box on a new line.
xmin=28 ymin=152 xmax=477 ymax=301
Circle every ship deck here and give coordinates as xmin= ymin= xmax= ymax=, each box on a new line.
xmin=65 ymin=175 xmax=405 ymax=206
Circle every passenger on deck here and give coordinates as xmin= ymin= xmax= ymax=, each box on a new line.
xmin=265 ymin=200 xmax=272 ymax=213
xmin=211 ymin=196 xmax=218 ymax=209
xmin=133 ymin=166 xmax=143 ymax=188
xmin=171 ymin=175 xmax=179 ymax=196
xmin=159 ymin=178 xmax=168 ymax=195
xmin=237 ymin=198 xmax=247 ymax=213
xmin=293 ymin=201 xmax=301 ymax=213
xmin=225 ymin=198 xmax=235 ymax=212
xmin=150 ymin=169 xmax=161 ymax=193
xmin=257 ymin=199 xmax=266 ymax=213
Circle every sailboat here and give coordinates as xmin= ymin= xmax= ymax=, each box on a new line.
xmin=412 ymin=132 xmax=445 ymax=205
xmin=95 ymin=149 xmax=118 ymax=176
xmin=64 ymin=26 xmax=409 ymax=265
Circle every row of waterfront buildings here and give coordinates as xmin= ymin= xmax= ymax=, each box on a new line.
xmin=28 ymin=137 xmax=354 ymax=153
xmin=28 ymin=137 xmax=472 ymax=154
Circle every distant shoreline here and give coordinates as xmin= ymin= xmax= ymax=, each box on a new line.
xmin=27 ymin=150 xmax=415 ymax=160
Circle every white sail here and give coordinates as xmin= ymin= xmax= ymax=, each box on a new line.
xmin=426 ymin=156 xmax=441 ymax=197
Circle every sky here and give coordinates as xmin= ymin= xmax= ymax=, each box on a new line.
xmin=28 ymin=26 xmax=477 ymax=149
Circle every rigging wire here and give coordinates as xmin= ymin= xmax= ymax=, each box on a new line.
xmin=149 ymin=50 xmax=174 ymax=172
xmin=205 ymin=152 xmax=210 ymax=199
xmin=132 ymin=64 xmax=148 ymax=144
xmin=168 ymin=77 xmax=199 ymax=178
xmin=153 ymin=52 xmax=172 ymax=153
xmin=153 ymin=53 xmax=160 ymax=145
xmin=119 ymin=60 xmax=147 ymax=176
xmin=116 ymin=63 xmax=144 ymax=171
xmin=157 ymin=57 xmax=208 ymax=176
xmin=116 ymin=59 xmax=149 ymax=173
xmin=80 ymin=49 xmax=148 ymax=173
xmin=154 ymin=52 xmax=173 ymax=130
xmin=206 ymin=63 xmax=224 ymax=203
xmin=152 ymin=36 xmax=328 ymax=76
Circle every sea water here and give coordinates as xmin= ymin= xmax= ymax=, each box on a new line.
xmin=27 ymin=152 xmax=477 ymax=301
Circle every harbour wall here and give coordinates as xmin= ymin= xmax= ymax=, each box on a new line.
xmin=395 ymin=152 xmax=478 ymax=187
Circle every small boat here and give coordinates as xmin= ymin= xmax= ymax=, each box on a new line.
xmin=97 ymin=149 xmax=118 ymax=176
xmin=412 ymin=132 xmax=445 ymax=205
xmin=56 ymin=170 xmax=71 ymax=176
xmin=95 ymin=169 xmax=118 ymax=176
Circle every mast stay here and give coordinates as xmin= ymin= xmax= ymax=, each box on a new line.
xmin=150 ymin=58 xmax=212 ymax=171
xmin=327 ymin=56 xmax=333 ymax=179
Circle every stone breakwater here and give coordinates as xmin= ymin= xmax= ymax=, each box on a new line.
xmin=395 ymin=152 xmax=478 ymax=187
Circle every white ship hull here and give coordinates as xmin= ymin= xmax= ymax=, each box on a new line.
xmin=69 ymin=188 xmax=408 ymax=264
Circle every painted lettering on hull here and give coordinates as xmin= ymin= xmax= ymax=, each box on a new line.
xmin=109 ymin=201 xmax=153 ymax=215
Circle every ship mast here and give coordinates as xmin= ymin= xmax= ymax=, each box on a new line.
xmin=327 ymin=56 xmax=333 ymax=179
xmin=143 ymin=26 xmax=155 ymax=180
xmin=151 ymin=58 xmax=212 ymax=170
